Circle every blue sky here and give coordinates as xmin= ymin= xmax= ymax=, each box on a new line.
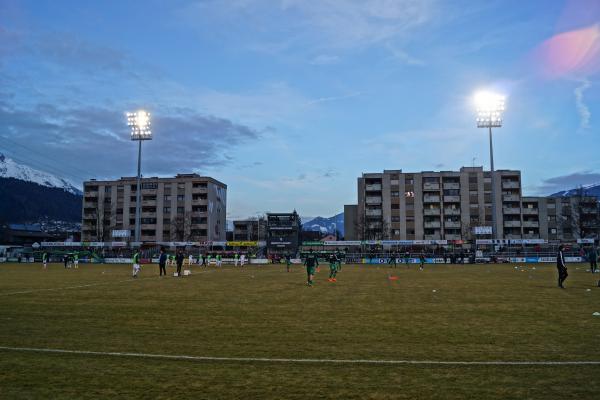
xmin=1 ymin=0 xmax=599 ymax=220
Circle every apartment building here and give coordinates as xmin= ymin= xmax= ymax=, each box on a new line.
xmin=346 ymin=167 xmax=600 ymax=241
xmin=232 ymin=219 xmax=267 ymax=241
xmin=521 ymin=195 xmax=600 ymax=240
xmin=81 ymin=174 xmax=226 ymax=243
xmin=346 ymin=167 xmax=523 ymax=240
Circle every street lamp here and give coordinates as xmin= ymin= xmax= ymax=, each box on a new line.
xmin=127 ymin=110 xmax=152 ymax=244
xmin=474 ymin=91 xmax=505 ymax=240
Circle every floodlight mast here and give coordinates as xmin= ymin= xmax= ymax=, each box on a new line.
xmin=475 ymin=92 xmax=505 ymax=241
xmin=127 ymin=110 xmax=152 ymax=245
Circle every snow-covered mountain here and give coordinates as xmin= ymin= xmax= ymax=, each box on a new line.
xmin=0 ymin=153 xmax=81 ymax=195
xmin=303 ymin=212 xmax=344 ymax=236
xmin=551 ymin=183 xmax=600 ymax=199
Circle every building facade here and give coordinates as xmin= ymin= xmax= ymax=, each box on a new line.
xmin=232 ymin=218 xmax=267 ymax=241
xmin=81 ymin=174 xmax=226 ymax=243
xmin=346 ymin=167 xmax=600 ymax=241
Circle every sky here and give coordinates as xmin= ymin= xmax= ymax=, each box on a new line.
xmin=1 ymin=0 xmax=600 ymax=221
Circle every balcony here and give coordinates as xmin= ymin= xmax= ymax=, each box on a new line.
xmin=423 ymin=182 xmax=440 ymax=191
xmin=444 ymin=208 xmax=460 ymax=215
xmin=503 ymin=207 xmax=520 ymax=215
xmin=503 ymin=194 xmax=520 ymax=202
xmin=424 ymin=221 xmax=441 ymax=228
xmin=522 ymin=221 xmax=539 ymax=228
xmin=366 ymin=209 xmax=382 ymax=217
xmin=424 ymin=234 xmax=442 ymax=240
xmin=424 ymin=208 xmax=440 ymax=215
xmin=365 ymin=184 xmax=382 ymax=191
xmin=502 ymin=181 xmax=520 ymax=189
xmin=504 ymin=220 xmax=521 ymax=227
xmin=443 ymin=182 xmax=460 ymax=190
xmin=444 ymin=221 xmax=461 ymax=228
xmin=443 ymin=195 xmax=460 ymax=203
xmin=365 ymin=197 xmax=381 ymax=205
xmin=424 ymin=195 xmax=440 ymax=203
xmin=522 ymin=208 xmax=538 ymax=215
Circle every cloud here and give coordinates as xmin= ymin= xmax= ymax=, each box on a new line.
xmin=385 ymin=44 xmax=425 ymax=65
xmin=574 ymin=79 xmax=591 ymax=129
xmin=309 ymin=54 xmax=340 ymax=65
xmin=0 ymin=99 xmax=260 ymax=183
xmin=177 ymin=0 xmax=434 ymax=52
xmin=537 ymin=170 xmax=600 ymax=195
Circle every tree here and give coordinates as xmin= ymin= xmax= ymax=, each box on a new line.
xmin=171 ymin=211 xmax=192 ymax=241
xmin=354 ymin=214 xmax=390 ymax=240
xmin=559 ymin=186 xmax=600 ymax=240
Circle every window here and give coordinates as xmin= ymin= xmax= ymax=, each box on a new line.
xmin=141 ymin=229 xmax=155 ymax=236
xmin=191 ymin=217 xmax=207 ymax=224
xmin=177 ymin=195 xmax=185 ymax=201
xmin=192 ymin=205 xmax=207 ymax=212
xmin=391 ymin=216 xmax=400 ymax=222
xmin=141 ymin=206 xmax=156 ymax=213
xmin=393 ymin=229 xmax=400 ymax=236
xmin=143 ymin=195 xmax=156 ymax=201
xmin=164 ymin=195 xmax=171 ymax=202
xmin=130 ymin=196 xmax=137 ymax=202
xmin=547 ymin=203 xmax=556 ymax=209
xmin=104 ymin=186 xmax=111 ymax=193
xmin=391 ymin=191 xmax=400 ymax=197
xmin=405 ymin=178 xmax=414 ymax=185
xmin=391 ymin=204 xmax=400 ymax=209
xmin=193 ymin=182 xmax=207 ymax=188
xmin=129 ymin=207 xmax=136 ymax=214
xmin=177 ymin=207 xmax=185 ymax=214
xmin=193 ymin=194 xmax=207 ymax=200
xmin=406 ymin=216 xmax=415 ymax=222
xmin=547 ymin=215 xmax=556 ymax=222
xmin=406 ymin=204 xmax=414 ymax=211
xmin=141 ymin=182 xmax=158 ymax=190
xmin=551 ymin=228 xmax=557 ymax=234
xmin=177 ymin=183 xmax=185 ymax=189
xmin=141 ymin=218 xmax=157 ymax=224
xmin=163 ymin=207 xmax=171 ymax=214
xmin=116 ymin=208 xmax=123 ymax=215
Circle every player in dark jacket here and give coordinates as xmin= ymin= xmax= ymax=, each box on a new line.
xmin=158 ymin=249 xmax=167 ymax=277
xmin=175 ymin=250 xmax=184 ymax=277
xmin=557 ymin=245 xmax=568 ymax=289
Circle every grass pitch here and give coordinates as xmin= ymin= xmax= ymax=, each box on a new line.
xmin=0 ymin=261 xmax=599 ymax=399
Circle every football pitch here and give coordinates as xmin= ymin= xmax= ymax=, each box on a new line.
xmin=1 ymin=262 xmax=599 ymax=399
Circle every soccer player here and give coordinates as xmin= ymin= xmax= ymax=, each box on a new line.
xmin=234 ymin=253 xmax=239 ymax=267
xmin=388 ymin=252 xmax=397 ymax=268
xmin=336 ymin=250 xmax=343 ymax=271
xmin=73 ymin=253 xmax=79 ymax=269
xmin=557 ymin=245 xmax=568 ymax=289
xmin=176 ymin=250 xmax=184 ymax=277
xmin=304 ymin=250 xmax=319 ymax=286
xmin=216 ymin=254 xmax=222 ymax=267
xmin=42 ymin=252 xmax=48 ymax=269
xmin=285 ymin=253 xmax=292 ymax=272
xmin=207 ymin=253 xmax=212 ymax=267
xmin=63 ymin=254 xmax=68 ymax=269
xmin=132 ymin=251 xmax=141 ymax=278
xmin=240 ymin=253 xmax=246 ymax=267
xmin=188 ymin=253 xmax=194 ymax=267
xmin=419 ymin=253 xmax=425 ymax=270
xmin=327 ymin=253 xmax=338 ymax=282
xmin=158 ymin=249 xmax=167 ymax=277
xmin=404 ymin=251 xmax=410 ymax=267
xmin=201 ymin=253 xmax=207 ymax=267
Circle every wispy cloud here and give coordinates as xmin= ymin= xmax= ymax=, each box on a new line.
xmin=574 ymin=78 xmax=591 ymax=130
xmin=536 ymin=170 xmax=600 ymax=195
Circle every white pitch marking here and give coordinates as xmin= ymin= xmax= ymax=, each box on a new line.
xmin=0 ymin=276 xmax=158 ymax=296
xmin=0 ymin=346 xmax=598 ymax=366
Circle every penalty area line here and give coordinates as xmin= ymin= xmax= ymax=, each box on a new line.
xmin=0 ymin=346 xmax=599 ymax=366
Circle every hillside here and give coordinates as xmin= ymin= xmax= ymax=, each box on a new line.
xmin=0 ymin=177 xmax=82 ymax=223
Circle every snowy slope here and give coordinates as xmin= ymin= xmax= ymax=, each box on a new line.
xmin=302 ymin=212 xmax=344 ymax=236
xmin=551 ymin=183 xmax=600 ymax=199
xmin=0 ymin=153 xmax=82 ymax=195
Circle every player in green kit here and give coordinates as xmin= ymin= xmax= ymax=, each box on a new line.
xmin=335 ymin=250 xmax=342 ymax=271
xmin=42 ymin=252 xmax=48 ymax=269
xmin=285 ymin=253 xmax=292 ymax=272
xmin=419 ymin=253 xmax=425 ymax=270
xmin=327 ymin=253 xmax=338 ymax=282
xmin=73 ymin=253 xmax=79 ymax=269
xmin=132 ymin=251 xmax=141 ymax=278
xmin=304 ymin=250 xmax=319 ymax=286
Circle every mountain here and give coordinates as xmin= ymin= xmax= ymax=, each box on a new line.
xmin=0 ymin=177 xmax=82 ymax=223
xmin=302 ymin=212 xmax=344 ymax=236
xmin=550 ymin=183 xmax=600 ymax=199
xmin=0 ymin=153 xmax=81 ymax=195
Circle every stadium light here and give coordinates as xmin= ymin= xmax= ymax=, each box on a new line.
xmin=126 ymin=110 xmax=153 ymax=244
xmin=473 ymin=91 xmax=506 ymax=240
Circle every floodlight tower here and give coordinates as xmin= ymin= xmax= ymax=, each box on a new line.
xmin=474 ymin=91 xmax=505 ymax=240
xmin=127 ymin=110 xmax=152 ymax=244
